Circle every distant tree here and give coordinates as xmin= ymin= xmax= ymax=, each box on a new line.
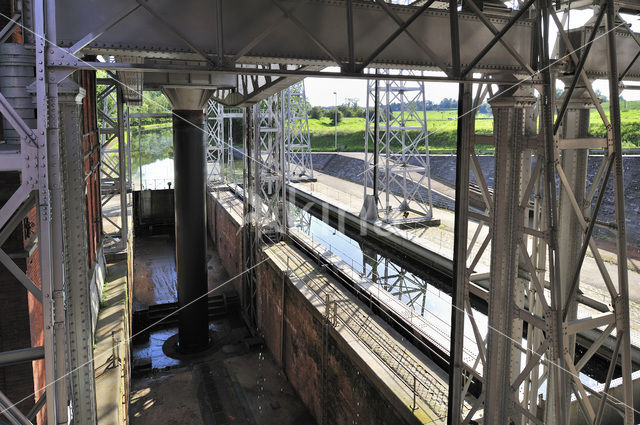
xmin=338 ymin=104 xmax=352 ymax=118
xmin=478 ymin=102 xmax=492 ymax=115
xmin=438 ymin=98 xmax=457 ymax=110
xmin=344 ymin=98 xmax=365 ymax=117
xmin=309 ymin=106 xmax=325 ymax=119
xmin=345 ymin=97 xmax=359 ymax=110
xmin=330 ymin=109 xmax=343 ymax=125
xmin=595 ymin=89 xmax=608 ymax=102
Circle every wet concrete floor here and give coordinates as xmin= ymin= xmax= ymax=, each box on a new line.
xmin=131 ymin=230 xmax=315 ymax=424
xmin=130 ymin=315 xmax=316 ymax=425
xmin=133 ymin=232 xmax=231 ymax=306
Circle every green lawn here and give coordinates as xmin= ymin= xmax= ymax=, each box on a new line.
xmin=310 ymin=102 xmax=640 ymax=152
xmin=309 ymin=111 xmax=493 ymax=152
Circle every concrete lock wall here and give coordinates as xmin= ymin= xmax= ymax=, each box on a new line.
xmin=206 ymin=190 xmax=421 ymax=425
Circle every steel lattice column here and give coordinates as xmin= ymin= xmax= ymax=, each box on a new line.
xmin=97 ymin=78 xmax=129 ymax=253
xmin=59 ymin=79 xmax=98 ymax=424
xmin=256 ymin=94 xmax=287 ymax=239
xmin=484 ymin=88 xmax=536 ymax=425
xmin=206 ymin=99 xmax=241 ymax=185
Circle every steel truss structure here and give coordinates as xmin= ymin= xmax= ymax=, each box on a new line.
xmin=206 ymin=99 xmax=241 ymax=185
xmin=364 ymin=70 xmax=434 ymax=224
xmin=97 ymin=77 xmax=130 ymax=252
xmin=283 ymin=81 xmax=314 ymax=182
xmin=449 ymin=3 xmax=635 ymax=424
xmin=0 ymin=1 xmax=638 ymax=424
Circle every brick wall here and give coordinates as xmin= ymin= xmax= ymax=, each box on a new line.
xmin=208 ymin=193 xmax=243 ymax=296
xmin=25 ymin=206 xmax=45 ymax=425
xmin=207 ymin=190 xmax=410 ymax=425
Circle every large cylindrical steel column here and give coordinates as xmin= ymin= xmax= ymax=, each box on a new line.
xmin=172 ymin=108 xmax=209 ymax=352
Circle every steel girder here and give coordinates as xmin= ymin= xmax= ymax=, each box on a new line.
xmin=53 ymin=0 xmax=534 ymax=74
xmin=45 ymin=0 xmax=640 ymax=80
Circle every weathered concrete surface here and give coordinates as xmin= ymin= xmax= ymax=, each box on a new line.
xmin=131 ymin=372 xmax=204 ymax=425
xmin=133 ymin=235 xmax=176 ymax=305
xmin=130 ymin=331 xmax=315 ymax=425
xmin=132 ymin=232 xmax=231 ymax=306
xmin=95 ymin=260 xmax=131 ymax=425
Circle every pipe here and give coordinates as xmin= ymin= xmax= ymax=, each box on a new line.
xmin=173 ymin=109 xmax=210 ymax=352
xmin=0 ymin=346 xmax=44 ymax=368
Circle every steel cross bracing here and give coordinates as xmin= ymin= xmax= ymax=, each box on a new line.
xmin=364 ymin=71 xmax=434 ymax=224
xmin=207 ymin=100 xmax=224 ymax=182
xmin=240 ymin=98 xmax=288 ymax=328
xmin=0 ymin=1 xmax=637 ymax=424
xmin=255 ymin=94 xmax=287 ymax=239
xmin=0 ymin=1 xmax=86 ymax=423
xmin=283 ymin=81 xmax=314 ymax=182
xmin=206 ymin=100 xmax=242 ymax=185
xmin=447 ymin=2 xmax=635 ymax=425
xmin=97 ymin=76 xmax=130 ymax=253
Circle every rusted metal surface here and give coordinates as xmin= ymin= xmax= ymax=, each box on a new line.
xmin=79 ymin=70 xmax=102 ymax=267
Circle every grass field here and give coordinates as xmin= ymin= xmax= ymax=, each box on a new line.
xmin=309 ymin=102 xmax=640 ymax=151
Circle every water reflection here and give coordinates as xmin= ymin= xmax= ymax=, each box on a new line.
xmin=288 ymin=203 xmax=462 ymax=329
xmin=287 ymin=203 xmax=604 ymax=389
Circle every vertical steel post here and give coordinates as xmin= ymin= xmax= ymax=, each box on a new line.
xmin=557 ymin=82 xmax=591 ymax=367
xmin=484 ymin=89 xmax=532 ymax=425
xmin=116 ymin=86 xmax=128 ymax=249
xmin=447 ymin=0 xmax=465 ymax=421
xmin=539 ymin=2 xmax=566 ymax=422
xmin=447 ymin=83 xmax=472 ymax=425
xmin=59 ymin=80 xmax=98 ymax=424
xmin=373 ymin=79 xmax=379 ymax=204
xmin=606 ymin=1 xmax=634 ymax=423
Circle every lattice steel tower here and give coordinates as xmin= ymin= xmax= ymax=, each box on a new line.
xmin=206 ymin=99 xmax=239 ymax=185
xmin=283 ymin=81 xmax=314 ymax=181
xmin=364 ymin=71 xmax=434 ymax=225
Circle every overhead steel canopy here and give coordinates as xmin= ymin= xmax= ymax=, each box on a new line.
xmin=56 ymin=0 xmax=535 ymax=74
xmin=53 ymin=0 xmax=640 ymax=81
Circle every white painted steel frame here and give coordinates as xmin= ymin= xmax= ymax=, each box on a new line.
xmin=364 ymin=70 xmax=434 ymax=224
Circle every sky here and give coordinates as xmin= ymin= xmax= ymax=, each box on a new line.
xmin=304 ymin=11 xmax=640 ymax=107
